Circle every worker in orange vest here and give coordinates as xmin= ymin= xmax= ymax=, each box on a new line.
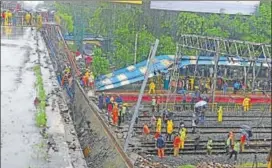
xmin=173 ymin=134 xmax=181 ymax=156
xmin=143 ymin=123 xmax=150 ymax=141
xmin=112 ymin=103 xmax=119 ymax=125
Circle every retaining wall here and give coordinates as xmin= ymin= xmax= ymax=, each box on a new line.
xmin=41 ymin=25 xmax=130 ymax=168
xmin=72 ymin=82 xmax=128 ymax=168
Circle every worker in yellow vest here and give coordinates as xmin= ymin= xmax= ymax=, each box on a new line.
xmin=217 ymin=106 xmax=223 ymax=123
xmin=242 ymin=96 xmax=251 ymax=112
xmin=189 ymin=77 xmax=195 ymax=90
xmin=37 ymin=14 xmax=43 ymax=29
xmin=25 ymin=12 xmax=31 ymax=25
xmin=156 ymin=117 xmax=162 ymax=133
xmin=148 ymin=81 xmax=156 ymax=94
xmin=180 ymin=127 xmax=187 ymax=149
xmin=7 ymin=10 xmax=12 ymax=25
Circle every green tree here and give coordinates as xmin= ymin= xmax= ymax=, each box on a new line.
xmin=157 ymin=35 xmax=176 ymax=55
xmin=92 ymin=47 xmax=110 ymax=77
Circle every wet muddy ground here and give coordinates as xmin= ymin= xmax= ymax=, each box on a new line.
xmin=1 ymin=26 xmax=86 ymax=168
xmin=1 ymin=27 xmax=47 ymax=168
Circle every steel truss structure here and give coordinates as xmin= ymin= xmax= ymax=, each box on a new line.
xmin=168 ymin=34 xmax=272 ymax=111
xmin=178 ymin=34 xmax=271 ymax=61
xmin=163 ymin=44 xmax=182 ymax=111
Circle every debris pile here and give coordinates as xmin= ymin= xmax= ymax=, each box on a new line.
xmin=196 ymin=162 xmax=234 ymax=168
xmin=134 ymin=155 xmax=171 ymax=168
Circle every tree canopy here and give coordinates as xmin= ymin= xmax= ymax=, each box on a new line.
xmin=55 ymin=1 xmax=271 ymax=73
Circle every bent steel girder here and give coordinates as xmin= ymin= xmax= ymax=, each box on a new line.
xmin=178 ymin=34 xmax=271 ymax=61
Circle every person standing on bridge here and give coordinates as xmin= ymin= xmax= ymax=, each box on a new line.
xmin=1 ymin=11 xmax=5 ymax=26
xmin=7 ymin=10 xmax=12 ymax=26
xmin=242 ymin=96 xmax=251 ymax=112
xmin=173 ymin=133 xmax=181 ymax=156
xmin=156 ymin=135 xmax=165 ymax=158
xmin=37 ymin=14 xmax=43 ymax=29
xmin=25 ymin=12 xmax=31 ymax=26
xmin=217 ymin=106 xmax=223 ymax=123
xmin=148 ymin=81 xmax=156 ymax=94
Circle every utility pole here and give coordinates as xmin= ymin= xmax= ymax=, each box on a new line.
xmin=134 ymin=32 xmax=138 ymax=65
xmin=124 ymin=39 xmax=159 ymax=152
xmin=211 ymin=40 xmax=220 ymax=112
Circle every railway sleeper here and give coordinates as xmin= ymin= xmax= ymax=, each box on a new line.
xmin=134 ymin=130 xmax=271 ymax=134
xmin=141 ymin=149 xmax=269 ymax=155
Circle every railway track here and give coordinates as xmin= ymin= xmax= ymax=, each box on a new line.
xmin=136 ymin=149 xmax=270 ymax=155
xmin=138 ymin=115 xmax=271 ymax=118
xmin=130 ymin=139 xmax=271 ymax=155
xmin=134 ymin=130 xmax=271 ymax=135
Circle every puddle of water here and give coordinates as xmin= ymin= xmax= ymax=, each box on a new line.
xmin=1 ymin=27 xmax=47 ymax=168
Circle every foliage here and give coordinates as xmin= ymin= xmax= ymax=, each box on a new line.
xmin=67 ymin=43 xmax=77 ymax=52
xmin=158 ymin=35 xmax=176 ymax=55
xmin=92 ymin=47 xmax=110 ymax=77
xmin=178 ymin=165 xmax=196 ymax=168
xmin=55 ymin=2 xmax=271 ymax=71
xmin=33 ymin=65 xmax=47 ymax=127
xmin=238 ymin=162 xmax=267 ymax=167
xmin=54 ymin=2 xmax=74 ymax=33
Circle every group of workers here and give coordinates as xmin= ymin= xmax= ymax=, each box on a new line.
xmin=98 ymin=94 xmax=128 ymax=126
xmin=1 ymin=10 xmax=43 ymax=28
xmin=79 ymin=69 xmax=95 ymax=89
xmin=1 ymin=10 xmax=13 ymax=26
xmin=143 ymin=114 xmax=253 ymax=161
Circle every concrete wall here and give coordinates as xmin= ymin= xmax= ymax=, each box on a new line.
xmin=41 ymin=25 xmax=131 ymax=168
xmin=72 ymin=82 xmax=129 ymax=168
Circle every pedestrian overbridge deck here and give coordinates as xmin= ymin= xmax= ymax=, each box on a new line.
xmin=1 ymin=22 xmax=58 ymax=28
xmin=95 ymin=55 xmax=271 ymax=91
